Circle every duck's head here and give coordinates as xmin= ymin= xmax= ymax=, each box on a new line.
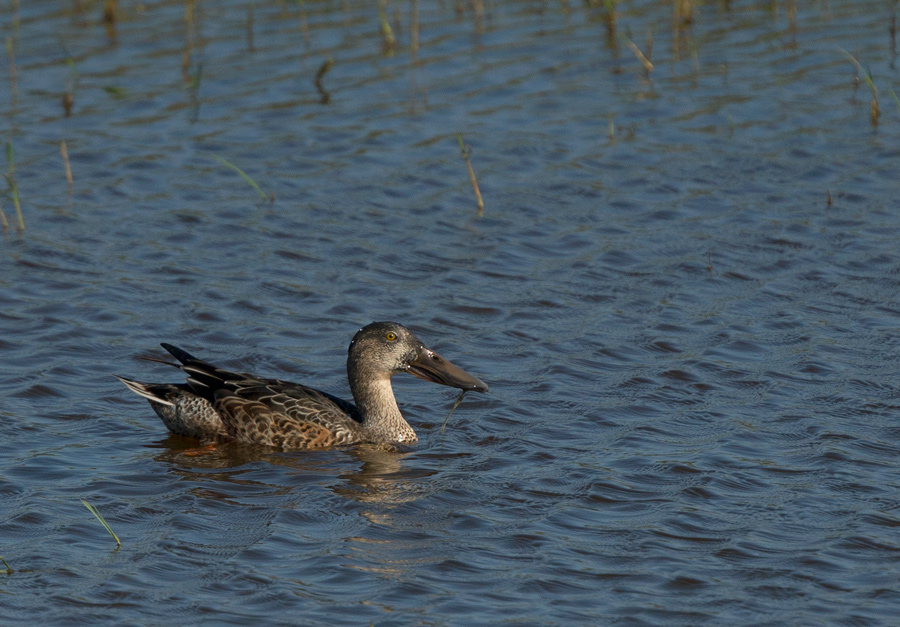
xmin=348 ymin=321 xmax=488 ymax=392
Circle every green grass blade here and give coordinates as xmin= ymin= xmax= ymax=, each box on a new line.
xmin=455 ymin=133 xmax=466 ymax=155
xmin=0 ymin=555 xmax=11 ymax=574
xmin=212 ymin=154 xmax=268 ymax=201
xmin=838 ymin=47 xmax=877 ymax=93
xmin=81 ymin=499 xmax=121 ymax=548
xmin=190 ymin=61 xmax=203 ymax=92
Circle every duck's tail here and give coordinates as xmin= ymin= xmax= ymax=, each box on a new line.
xmin=114 ymin=376 xmax=175 ymax=407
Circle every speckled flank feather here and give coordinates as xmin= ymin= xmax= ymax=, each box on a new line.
xmin=117 ymin=322 xmax=488 ymax=451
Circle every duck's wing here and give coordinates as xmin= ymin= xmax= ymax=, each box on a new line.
xmin=213 ymin=381 xmax=364 ymax=450
xmin=139 ymin=344 xmax=362 ymax=450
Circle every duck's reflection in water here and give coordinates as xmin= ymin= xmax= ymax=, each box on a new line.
xmin=333 ymin=443 xmax=434 ymax=505
xmin=147 ymin=435 xmax=435 ymax=507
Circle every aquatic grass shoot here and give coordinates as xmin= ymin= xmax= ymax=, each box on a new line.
xmin=294 ymin=0 xmax=311 ymax=49
xmin=0 ymin=200 xmax=9 ymax=232
xmin=81 ymin=499 xmax=121 ymax=548
xmin=0 ymin=555 xmax=11 ymax=574
xmin=603 ymin=0 xmax=617 ymax=37
xmin=840 ymin=48 xmax=879 ymax=126
xmin=182 ymin=0 xmax=196 ymax=82
xmin=455 ymin=134 xmax=484 ymax=216
xmin=5 ymin=141 xmax=24 ymax=231
xmin=892 ymin=11 xmax=898 ymax=58
xmin=61 ymin=45 xmax=78 ymax=117
xmin=890 ymin=87 xmax=900 ymax=114
xmin=9 ymin=0 xmax=19 ymax=30
xmin=314 ymin=57 xmax=334 ymax=104
xmin=186 ymin=60 xmax=203 ymax=121
xmin=103 ymin=0 xmax=118 ymax=41
xmin=410 ymin=0 xmax=419 ymax=62
xmin=689 ymin=35 xmax=700 ymax=74
xmin=103 ymin=85 xmax=128 ymax=99
xmin=675 ymin=0 xmax=693 ymax=26
xmin=60 ymin=140 xmax=73 ymax=192
xmin=470 ymin=0 xmax=485 ymax=40
xmin=187 ymin=60 xmax=203 ymax=92
xmin=623 ymin=35 xmax=653 ymax=75
xmin=212 ymin=154 xmax=270 ymax=202
xmin=103 ymin=0 xmax=117 ymax=26
xmin=6 ymin=36 xmax=17 ymax=106
xmin=378 ymin=0 xmax=396 ymax=54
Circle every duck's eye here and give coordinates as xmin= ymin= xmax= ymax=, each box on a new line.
xmin=385 ymin=332 xmax=397 ymax=341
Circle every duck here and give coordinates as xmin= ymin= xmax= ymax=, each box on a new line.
xmin=116 ymin=321 xmax=488 ymax=450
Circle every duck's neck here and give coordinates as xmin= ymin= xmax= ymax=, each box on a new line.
xmin=348 ymin=369 xmax=417 ymax=444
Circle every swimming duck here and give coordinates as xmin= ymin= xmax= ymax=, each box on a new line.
xmin=117 ymin=321 xmax=488 ymax=450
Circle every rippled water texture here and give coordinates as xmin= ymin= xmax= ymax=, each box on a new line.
xmin=2 ymin=0 xmax=900 ymax=624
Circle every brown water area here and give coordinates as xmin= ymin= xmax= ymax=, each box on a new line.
xmin=2 ymin=1 xmax=900 ymax=624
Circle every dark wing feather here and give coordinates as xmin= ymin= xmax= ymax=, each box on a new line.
xmin=160 ymin=343 xmax=250 ymax=400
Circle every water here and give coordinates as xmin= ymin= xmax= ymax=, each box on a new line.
xmin=2 ymin=0 xmax=900 ymax=624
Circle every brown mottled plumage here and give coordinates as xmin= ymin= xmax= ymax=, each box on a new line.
xmin=117 ymin=322 xmax=488 ymax=450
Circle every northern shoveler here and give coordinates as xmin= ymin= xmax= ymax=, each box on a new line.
xmin=117 ymin=321 xmax=488 ymax=450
